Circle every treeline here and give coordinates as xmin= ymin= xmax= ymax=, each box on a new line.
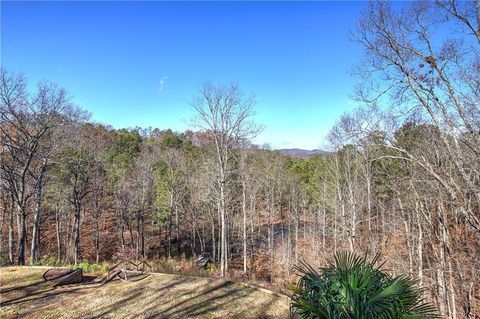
xmin=1 ymin=1 xmax=479 ymax=318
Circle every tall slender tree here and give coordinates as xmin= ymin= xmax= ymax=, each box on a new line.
xmin=191 ymin=83 xmax=261 ymax=276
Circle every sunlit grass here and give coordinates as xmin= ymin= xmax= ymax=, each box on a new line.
xmin=0 ymin=266 xmax=290 ymax=319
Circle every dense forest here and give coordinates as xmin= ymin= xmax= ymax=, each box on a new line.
xmin=1 ymin=1 xmax=479 ymax=318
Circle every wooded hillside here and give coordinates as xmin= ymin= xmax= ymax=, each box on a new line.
xmin=1 ymin=2 xmax=479 ymax=318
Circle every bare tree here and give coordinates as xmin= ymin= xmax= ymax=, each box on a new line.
xmin=353 ymin=1 xmax=480 ymax=235
xmin=55 ymin=141 xmax=94 ymax=265
xmin=191 ymin=83 xmax=261 ymax=276
xmin=28 ymin=83 xmax=82 ymax=265
xmin=0 ymin=69 xmax=76 ymax=264
xmin=156 ymin=147 xmax=187 ymax=258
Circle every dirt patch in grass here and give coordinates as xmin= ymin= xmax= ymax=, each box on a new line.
xmin=0 ymin=267 xmax=290 ymax=318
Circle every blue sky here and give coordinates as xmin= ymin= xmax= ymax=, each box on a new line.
xmin=1 ymin=1 xmax=366 ymax=149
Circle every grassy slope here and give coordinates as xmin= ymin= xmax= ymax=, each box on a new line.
xmin=0 ymin=267 xmax=290 ymax=319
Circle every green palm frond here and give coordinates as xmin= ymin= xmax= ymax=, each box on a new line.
xmin=289 ymin=252 xmax=439 ymax=319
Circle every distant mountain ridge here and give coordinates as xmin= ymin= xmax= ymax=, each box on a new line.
xmin=276 ymin=148 xmax=327 ymax=158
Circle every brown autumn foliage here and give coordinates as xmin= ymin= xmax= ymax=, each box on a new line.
xmin=1 ymin=2 xmax=480 ymax=318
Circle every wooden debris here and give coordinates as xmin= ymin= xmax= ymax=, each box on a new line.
xmin=196 ymin=252 xmax=213 ymax=269
xmin=43 ymin=268 xmax=75 ymax=281
xmin=52 ymin=268 xmax=83 ymax=286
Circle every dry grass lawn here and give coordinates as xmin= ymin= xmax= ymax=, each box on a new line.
xmin=0 ymin=267 xmax=290 ymax=318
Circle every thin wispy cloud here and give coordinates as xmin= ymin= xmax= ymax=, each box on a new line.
xmin=56 ymin=66 xmax=68 ymax=73
xmin=159 ymin=76 xmax=168 ymax=91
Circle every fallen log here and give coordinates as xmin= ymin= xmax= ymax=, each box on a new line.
xmin=52 ymin=268 xmax=83 ymax=286
xmin=117 ymin=270 xmax=146 ymax=282
xmin=92 ymin=269 xmax=122 ymax=284
xmin=43 ymin=268 xmax=75 ymax=281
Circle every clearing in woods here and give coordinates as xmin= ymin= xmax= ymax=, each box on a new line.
xmin=0 ymin=267 xmax=290 ymax=318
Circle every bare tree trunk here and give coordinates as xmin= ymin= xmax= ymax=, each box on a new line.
xmin=399 ymin=198 xmax=413 ymax=275
xmin=73 ymin=203 xmax=81 ymax=265
xmin=165 ymin=223 xmax=168 ymax=257
xmin=30 ymin=196 xmax=41 ymax=264
xmin=17 ymin=204 xmax=26 ymax=265
xmin=436 ymin=205 xmax=449 ymax=318
xmin=224 ymin=202 xmax=228 ymax=273
xmin=365 ymin=154 xmax=372 ymax=232
xmin=437 ymin=264 xmax=447 ymax=318
xmin=219 ymin=177 xmax=227 ymax=276
xmin=295 ymin=213 xmax=299 ymax=263
xmin=270 ymin=192 xmax=275 ymax=283
xmin=439 ymin=204 xmax=457 ymax=319
xmin=135 ymin=213 xmax=140 ymax=258
xmin=447 ymin=257 xmax=457 ymax=319
xmin=416 ymin=202 xmax=424 ymax=286
xmin=191 ymin=223 xmax=196 ymax=257
xmin=287 ymin=218 xmax=291 ymax=278
xmin=322 ymin=182 xmax=326 ymax=252
xmin=250 ymin=194 xmax=255 ymax=268
xmin=333 ymin=193 xmax=338 ymax=255
xmin=55 ymin=205 xmax=61 ymax=262
xmin=168 ymin=193 xmax=174 ymax=258
xmin=158 ymin=223 xmax=162 ymax=258
xmin=95 ymin=216 xmax=100 ymax=264
xmin=403 ymin=219 xmax=413 ymax=276
xmin=199 ymin=226 xmax=205 ymax=253
xmin=346 ymin=150 xmax=357 ymax=253
xmin=126 ymin=219 xmax=134 ymax=249
xmin=217 ymin=202 xmax=221 ymax=265
xmin=119 ymin=207 xmax=125 ymax=251
xmin=211 ymin=216 xmax=216 ymax=261
xmin=30 ymin=159 xmax=47 ymax=265
xmin=140 ymin=214 xmax=145 ymax=259
xmin=242 ymin=179 xmax=247 ymax=274
xmin=334 ymin=154 xmax=343 ymax=254
xmin=8 ymin=196 xmax=14 ymax=264
xmin=175 ymin=206 xmax=180 ymax=255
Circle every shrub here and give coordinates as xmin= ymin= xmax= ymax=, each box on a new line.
xmin=78 ymin=261 xmax=91 ymax=273
xmin=289 ymin=252 xmax=439 ymax=319
xmin=101 ymin=262 xmax=110 ymax=273
xmin=206 ymin=262 xmax=218 ymax=272
xmin=152 ymin=257 xmax=209 ymax=277
xmin=75 ymin=261 xmax=109 ymax=273
xmin=36 ymin=256 xmax=62 ymax=267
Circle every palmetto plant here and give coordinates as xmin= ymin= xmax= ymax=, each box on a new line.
xmin=289 ymin=252 xmax=439 ymax=319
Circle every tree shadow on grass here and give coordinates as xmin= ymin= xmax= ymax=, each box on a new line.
xmin=1 ymin=274 xmax=289 ymax=319
xmin=0 ymin=279 xmax=46 ymax=294
xmin=166 ymin=285 xmax=249 ymax=318
xmin=89 ymin=289 xmax=145 ymax=319
xmin=0 ymin=281 xmax=102 ymax=308
xmin=151 ymin=281 xmax=232 ymax=316
xmin=185 ymin=289 xmax=283 ymax=319
xmin=143 ymin=280 xmax=288 ymax=319
xmin=88 ymin=276 xmax=191 ymax=318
